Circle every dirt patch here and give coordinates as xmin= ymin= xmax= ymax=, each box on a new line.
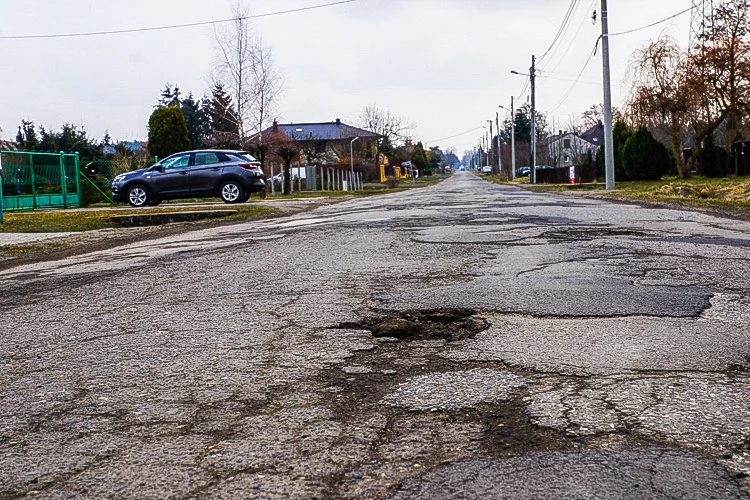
xmin=339 ymin=309 xmax=490 ymax=342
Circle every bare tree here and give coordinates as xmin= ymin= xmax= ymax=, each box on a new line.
xmin=628 ymin=36 xmax=691 ymax=177
xmin=213 ymin=2 xmax=282 ymax=143
xmin=249 ymin=37 xmax=282 ymax=141
xmin=358 ymin=105 xmax=414 ymax=170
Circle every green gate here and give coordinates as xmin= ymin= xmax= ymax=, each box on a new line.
xmin=0 ymin=151 xmax=81 ymax=211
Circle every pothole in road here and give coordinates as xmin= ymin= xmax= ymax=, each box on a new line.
xmin=338 ymin=309 xmax=490 ymax=342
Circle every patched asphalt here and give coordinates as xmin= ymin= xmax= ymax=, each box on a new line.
xmin=1 ymin=172 xmax=749 ymax=498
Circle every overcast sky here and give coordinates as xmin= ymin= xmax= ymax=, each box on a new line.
xmin=0 ymin=0 xmax=691 ymax=153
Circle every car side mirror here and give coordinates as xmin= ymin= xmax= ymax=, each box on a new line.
xmin=152 ymin=165 xmax=164 ymax=172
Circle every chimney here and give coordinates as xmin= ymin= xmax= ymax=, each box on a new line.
xmin=335 ymin=118 xmax=341 ymax=126
xmin=559 ymin=129 xmax=563 ymax=136
xmin=272 ymin=120 xmax=278 ymax=133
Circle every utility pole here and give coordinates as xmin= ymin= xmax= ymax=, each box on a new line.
xmin=496 ymin=112 xmax=502 ymax=175
xmin=601 ymin=0 xmax=615 ymax=189
xmin=487 ymin=120 xmax=494 ymax=173
xmin=511 ymin=96 xmax=516 ymax=179
xmin=530 ymin=55 xmax=537 ymax=184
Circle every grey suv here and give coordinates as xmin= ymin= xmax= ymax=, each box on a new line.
xmin=112 ymin=150 xmax=266 ymax=207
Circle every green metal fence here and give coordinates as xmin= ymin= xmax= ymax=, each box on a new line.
xmin=0 ymin=151 xmax=81 ymax=211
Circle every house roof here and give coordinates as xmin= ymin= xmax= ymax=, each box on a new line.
xmin=579 ymin=121 xmax=604 ymax=147
xmin=264 ymin=119 xmax=379 ymax=141
xmin=0 ymin=140 xmax=19 ymax=151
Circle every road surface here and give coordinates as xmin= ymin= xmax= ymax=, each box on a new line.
xmin=1 ymin=172 xmax=749 ymax=498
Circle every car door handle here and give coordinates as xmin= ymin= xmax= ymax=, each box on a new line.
xmin=211 ymin=167 xmax=220 ymax=171
xmin=179 ymin=171 xmax=188 ymax=175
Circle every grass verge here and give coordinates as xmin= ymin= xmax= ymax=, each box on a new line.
xmin=521 ymin=176 xmax=750 ymax=209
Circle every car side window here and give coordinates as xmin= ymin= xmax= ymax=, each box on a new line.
xmin=194 ymin=153 xmax=221 ymax=166
xmin=162 ymin=154 xmax=191 ymax=170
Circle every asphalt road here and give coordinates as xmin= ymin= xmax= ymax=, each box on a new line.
xmin=1 ymin=171 xmax=749 ymax=499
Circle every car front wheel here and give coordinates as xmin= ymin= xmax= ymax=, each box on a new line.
xmin=127 ymin=185 xmax=150 ymax=207
xmin=220 ymin=181 xmax=243 ymax=203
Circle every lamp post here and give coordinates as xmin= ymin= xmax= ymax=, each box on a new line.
xmin=350 ymin=136 xmax=359 ymax=191
xmin=499 ymin=100 xmax=516 ymax=179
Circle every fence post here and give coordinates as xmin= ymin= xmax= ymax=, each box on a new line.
xmin=60 ymin=151 xmax=68 ymax=209
xmin=74 ymin=152 xmax=81 ymax=207
xmin=270 ymin=166 xmax=275 ymax=196
xmin=30 ymin=153 xmax=37 ymax=209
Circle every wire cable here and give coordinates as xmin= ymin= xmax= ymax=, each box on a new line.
xmin=546 ymin=37 xmax=601 ymax=114
xmin=538 ymin=0 xmax=580 ymax=62
xmin=0 ymin=0 xmax=360 ymax=40
xmin=540 ymin=0 xmax=584 ymax=66
xmin=427 ymin=126 xmax=486 ymax=144
xmin=544 ymin=0 xmax=597 ymax=75
xmin=609 ymin=6 xmax=693 ymax=37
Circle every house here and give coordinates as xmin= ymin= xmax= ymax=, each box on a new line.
xmin=544 ymin=122 xmax=603 ymax=168
xmin=259 ymin=119 xmax=379 ymax=164
xmin=0 ymin=140 xmax=19 ymax=151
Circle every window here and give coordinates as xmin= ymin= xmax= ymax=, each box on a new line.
xmin=563 ymin=139 xmax=571 ymax=149
xmin=161 ymin=154 xmax=191 ymax=169
xmin=315 ymin=141 xmax=326 ymax=154
xmin=227 ymin=153 xmax=257 ymax=162
xmin=194 ymin=153 xmax=221 ymax=166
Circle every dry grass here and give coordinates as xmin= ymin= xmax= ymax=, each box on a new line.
xmin=522 ymin=176 xmax=750 ymax=209
xmin=0 ymin=204 xmax=278 ymax=233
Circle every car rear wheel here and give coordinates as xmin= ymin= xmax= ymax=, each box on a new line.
xmin=220 ymin=181 xmax=243 ymax=203
xmin=127 ymin=185 xmax=150 ymax=207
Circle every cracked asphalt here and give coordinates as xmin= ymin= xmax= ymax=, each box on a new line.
xmin=1 ymin=171 xmax=749 ymax=498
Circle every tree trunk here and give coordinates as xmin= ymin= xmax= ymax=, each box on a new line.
xmin=283 ymin=163 xmax=292 ymax=195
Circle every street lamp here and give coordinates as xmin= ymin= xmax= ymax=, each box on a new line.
xmin=499 ymin=103 xmax=516 ymax=179
xmin=350 ymin=137 xmax=359 ymax=191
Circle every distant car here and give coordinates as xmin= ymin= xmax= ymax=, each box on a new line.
xmin=459 ymin=166 xmax=466 ymax=171
xmin=112 ymin=150 xmax=266 ymax=207
xmin=516 ymin=166 xmax=531 ymax=177
xmin=481 ymin=166 xmax=492 ymax=174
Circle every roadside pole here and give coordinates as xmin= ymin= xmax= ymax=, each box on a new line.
xmin=601 ymin=0 xmax=616 ymax=190
xmin=530 ymin=55 xmax=537 ymax=184
xmin=496 ymin=112 xmax=502 ymax=175
xmin=511 ymin=96 xmax=516 ymax=179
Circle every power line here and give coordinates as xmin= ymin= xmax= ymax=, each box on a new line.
xmin=516 ymin=78 xmax=530 ymax=102
xmin=427 ymin=126 xmax=486 ymax=144
xmin=540 ymin=74 xmax=599 ymax=85
xmin=546 ymin=37 xmax=601 ymax=114
xmin=541 ymin=0 xmax=584 ymax=65
xmin=0 ymin=0 xmax=360 ymax=40
xmin=544 ymin=0 xmax=597 ymax=75
xmin=609 ymin=6 xmax=694 ymax=37
xmin=538 ymin=0 xmax=580 ymax=62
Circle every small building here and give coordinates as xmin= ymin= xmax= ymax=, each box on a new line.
xmin=545 ymin=123 xmax=602 ymax=169
xmin=260 ymin=119 xmax=379 ymax=165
